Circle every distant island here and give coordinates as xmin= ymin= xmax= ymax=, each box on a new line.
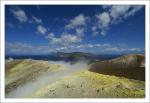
xmin=5 ymin=52 xmax=127 ymax=62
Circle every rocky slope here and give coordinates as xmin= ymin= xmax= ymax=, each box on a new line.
xmin=89 ymin=54 xmax=145 ymax=81
xmin=30 ymin=70 xmax=145 ymax=98
xmin=5 ymin=55 xmax=145 ymax=98
xmin=5 ymin=59 xmax=64 ymax=94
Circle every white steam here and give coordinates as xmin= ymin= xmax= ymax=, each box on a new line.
xmin=6 ymin=60 xmax=89 ymax=98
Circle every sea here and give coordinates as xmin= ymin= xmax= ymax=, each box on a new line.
xmin=5 ymin=54 xmax=122 ymax=61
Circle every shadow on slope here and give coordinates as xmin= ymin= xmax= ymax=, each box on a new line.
xmin=89 ymin=54 xmax=145 ymax=81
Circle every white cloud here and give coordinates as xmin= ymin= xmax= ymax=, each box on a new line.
xmin=102 ymin=5 xmax=111 ymax=10
xmin=54 ymin=43 xmax=110 ymax=52
xmin=37 ymin=25 xmax=47 ymax=35
xmin=100 ymin=30 xmax=107 ymax=36
xmin=124 ymin=5 xmax=144 ymax=18
xmin=93 ymin=5 xmax=144 ymax=36
xmin=96 ymin=12 xmax=110 ymax=36
xmin=6 ymin=42 xmax=32 ymax=51
xmin=45 ymin=15 xmax=86 ymax=45
xmin=50 ymin=38 xmax=62 ymax=44
xmin=6 ymin=41 xmax=144 ymax=54
xmin=11 ymin=8 xmax=28 ymax=23
xmin=50 ymin=14 xmax=86 ymax=44
xmin=75 ymin=28 xmax=84 ymax=37
xmin=46 ymin=33 xmax=61 ymax=44
xmin=97 ymin=12 xmax=110 ymax=28
xmin=7 ymin=23 xmax=15 ymax=28
xmin=32 ymin=16 xmax=42 ymax=24
xmin=65 ymin=14 xmax=86 ymax=29
xmin=62 ymin=34 xmax=81 ymax=43
xmin=109 ymin=5 xmax=144 ymax=23
xmin=92 ymin=31 xmax=99 ymax=37
xmin=46 ymin=32 xmax=55 ymax=39
xmin=92 ymin=26 xmax=99 ymax=37
xmin=128 ymin=48 xmax=142 ymax=51
xmin=110 ymin=5 xmax=130 ymax=20
xmin=104 ymin=47 xmax=144 ymax=52
xmin=6 ymin=42 xmax=52 ymax=54
xmin=105 ymin=47 xmax=122 ymax=52
xmin=6 ymin=42 xmax=32 ymax=53
xmin=46 ymin=32 xmax=81 ymax=45
xmin=7 ymin=42 xmax=108 ymax=54
xmin=55 ymin=47 xmax=68 ymax=51
xmin=92 ymin=26 xmax=97 ymax=31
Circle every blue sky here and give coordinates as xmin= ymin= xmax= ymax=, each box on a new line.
xmin=5 ymin=5 xmax=145 ymax=55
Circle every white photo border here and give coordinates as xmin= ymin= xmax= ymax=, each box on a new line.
xmin=0 ymin=0 xmax=149 ymax=103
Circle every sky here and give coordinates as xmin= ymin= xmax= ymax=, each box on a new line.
xmin=5 ymin=5 xmax=145 ymax=55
